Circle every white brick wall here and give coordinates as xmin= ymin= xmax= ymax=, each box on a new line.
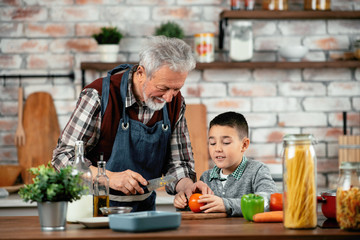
xmin=0 ymin=0 xmax=359 ymax=186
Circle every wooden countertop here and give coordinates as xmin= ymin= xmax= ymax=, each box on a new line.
xmin=0 ymin=216 xmax=359 ymax=240
xmin=0 ymin=191 xmax=174 ymax=208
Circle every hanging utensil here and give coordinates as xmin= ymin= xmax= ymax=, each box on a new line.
xmin=343 ymin=111 xmax=347 ymax=135
xmin=14 ymin=87 xmax=25 ymax=146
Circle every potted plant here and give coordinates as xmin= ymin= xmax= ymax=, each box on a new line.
xmin=92 ymin=26 xmax=123 ymax=62
xmin=19 ymin=163 xmax=85 ymax=231
xmin=154 ymin=21 xmax=184 ymax=39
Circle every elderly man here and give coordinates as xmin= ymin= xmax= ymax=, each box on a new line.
xmin=52 ymin=36 xmax=211 ymax=211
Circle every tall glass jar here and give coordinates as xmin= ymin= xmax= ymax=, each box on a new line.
xmin=282 ymin=134 xmax=317 ymax=229
xmin=228 ymin=21 xmax=253 ymax=61
xmin=336 ymin=162 xmax=360 ymax=230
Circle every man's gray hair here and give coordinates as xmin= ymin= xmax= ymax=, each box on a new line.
xmin=139 ymin=36 xmax=196 ymax=79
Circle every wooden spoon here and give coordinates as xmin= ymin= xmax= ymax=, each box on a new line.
xmin=14 ymin=87 xmax=25 ymax=146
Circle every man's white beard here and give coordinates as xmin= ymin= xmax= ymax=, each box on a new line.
xmin=142 ymin=81 xmax=166 ymax=111
xmin=145 ymin=96 xmax=166 ymax=111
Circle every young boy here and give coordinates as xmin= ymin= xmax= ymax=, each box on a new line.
xmin=173 ymin=111 xmax=277 ymax=217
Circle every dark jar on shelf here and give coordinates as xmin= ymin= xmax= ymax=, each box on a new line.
xmin=353 ymin=40 xmax=360 ymax=60
xmin=262 ymin=0 xmax=288 ymax=10
xmin=304 ymin=0 xmax=331 ymax=11
xmin=231 ymin=0 xmax=243 ymax=10
xmin=231 ymin=0 xmax=255 ymax=10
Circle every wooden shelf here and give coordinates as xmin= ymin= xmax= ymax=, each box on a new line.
xmin=195 ymin=61 xmax=360 ymax=69
xmin=81 ymin=62 xmax=137 ymax=71
xmin=81 ymin=61 xmax=360 ymax=72
xmin=218 ymin=10 xmax=360 ymax=48
xmin=80 ymin=60 xmax=360 ymax=88
xmin=220 ymin=10 xmax=360 ymax=20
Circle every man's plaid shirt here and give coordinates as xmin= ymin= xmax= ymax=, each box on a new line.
xmin=52 ymin=68 xmax=196 ymax=194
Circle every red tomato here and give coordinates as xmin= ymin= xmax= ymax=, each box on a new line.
xmin=270 ymin=193 xmax=283 ymax=211
xmin=188 ymin=193 xmax=205 ymax=213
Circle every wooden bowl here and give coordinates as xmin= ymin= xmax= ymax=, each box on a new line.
xmin=0 ymin=165 xmax=22 ymax=187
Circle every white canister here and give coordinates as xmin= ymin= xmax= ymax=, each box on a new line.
xmin=229 ymin=21 xmax=253 ymax=61
xmin=194 ymin=33 xmax=215 ymax=63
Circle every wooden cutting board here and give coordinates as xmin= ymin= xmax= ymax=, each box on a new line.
xmin=17 ymin=92 xmax=60 ymax=184
xmin=184 ymin=104 xmax=208 ymax=180
xmin=181 ymin=212 xmax=227 ymax=220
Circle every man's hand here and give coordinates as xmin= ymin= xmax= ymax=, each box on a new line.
xmin=176 ymin=178 xmax=213 ymax=200
xmin=191 ymin=181 xmax=213 ymax=195
xmin=106 ymin=169 xmax=148 ymax=195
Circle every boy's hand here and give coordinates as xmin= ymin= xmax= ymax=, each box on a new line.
xmin=174 ymin=191 xmax=188 ymax=209
xmin=198 ymin=194 xmax=226 ymax=213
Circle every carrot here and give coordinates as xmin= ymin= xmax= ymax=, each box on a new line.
xmin=253 ymin=211 xmax=283 ymax=223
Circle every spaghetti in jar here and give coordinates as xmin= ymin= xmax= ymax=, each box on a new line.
xmin=336 ymin=162 xmax=360 ymax=231
xmin=282 ymin=134 xmax=317 ymax=229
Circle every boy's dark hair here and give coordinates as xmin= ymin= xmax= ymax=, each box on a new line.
xmin=209 ymin=112 xmax=248 ymax=139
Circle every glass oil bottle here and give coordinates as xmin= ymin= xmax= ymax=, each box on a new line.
xmin=93 ymin=154 xmax=110 ymax=217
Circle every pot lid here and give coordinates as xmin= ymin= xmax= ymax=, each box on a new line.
xmin=283 ymin=134 xmax=317 ymax=145
xmin=321 ymin=189 xmax=336 ymax=196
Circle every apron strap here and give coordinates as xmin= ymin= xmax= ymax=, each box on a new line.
xmin=162 ymin=103 xmax=170 ymax=131
xmin=120 ymin=66 xmax=132 ymax=126
xmin=101 ymin=64 xmax=134 ymax=117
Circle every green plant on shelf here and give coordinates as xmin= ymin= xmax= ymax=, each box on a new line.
xmin=92 ymin=26 xmax=123 ymax=45
xmin=154 ymin=21 xmax=184 ymax=39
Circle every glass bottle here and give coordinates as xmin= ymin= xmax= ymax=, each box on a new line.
xmin=231 ymin=0 xmax=244 ymax=10
xmin=262 ymin=0 xmax=288 ymax=10
xmin=353 ymin=40 xmax=360 ymax=60
xmin=304 ymin=0 xmax=331 ymax=11
xmin=93 ymin=155 xmax=110 ymax=217
xmin=336 ymin=162 xmax=360 ymax=230
xmin=66 ymin=140 xmax=93 ymax=222
xmin=282 ymin=134 xmax=317 ymax=229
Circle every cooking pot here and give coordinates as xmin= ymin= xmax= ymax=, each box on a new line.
xmin=317 ymin=190 xmax=336 ymax=219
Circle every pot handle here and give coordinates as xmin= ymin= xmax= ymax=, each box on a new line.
xmin=317 ymin=195 xmax=327 ymax=203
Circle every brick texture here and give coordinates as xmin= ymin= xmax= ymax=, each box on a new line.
xmin=26 ymin=23 xmax=74 ymax=37
xmin=1 ymin=38 xmax=49 ymax=53
xmin=0 ymin=0 xmax=359 ymax=188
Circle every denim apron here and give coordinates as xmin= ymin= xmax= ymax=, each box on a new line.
xmin=101 ymin=64 xmax=171 ymax=212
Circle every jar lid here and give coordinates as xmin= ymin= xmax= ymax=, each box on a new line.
xmin=321 ymin=189 xmax=336 ymax=196
xmin=283 ymin=134 xmax=316 ymax=144
xmin=340 ymin=162 xmax=360 ymax=170
xmin=194 ymin=33 xmax=214 ymax=37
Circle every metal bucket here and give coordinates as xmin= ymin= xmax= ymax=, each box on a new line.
xmin=37 ymin=201 xmax=67 ymax=231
